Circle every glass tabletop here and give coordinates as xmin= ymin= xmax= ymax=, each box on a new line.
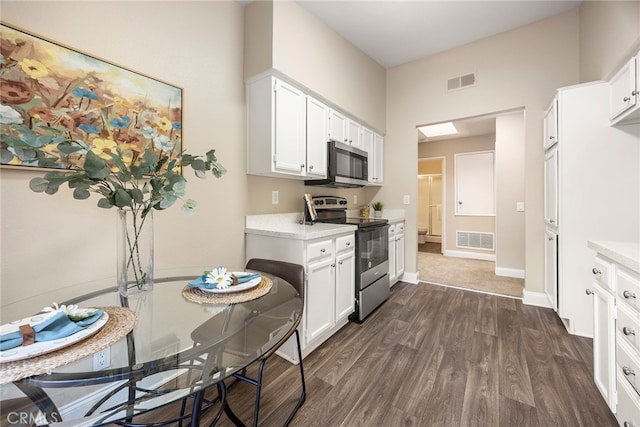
xmin=0 ymin=267 xmax=303 ymax=426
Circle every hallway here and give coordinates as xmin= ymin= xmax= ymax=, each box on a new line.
xmin=418 ymin=244 xmax=524 ymax=298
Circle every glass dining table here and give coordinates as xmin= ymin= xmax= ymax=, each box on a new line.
xmin=0 ymin=267 xmax=303 ymax=426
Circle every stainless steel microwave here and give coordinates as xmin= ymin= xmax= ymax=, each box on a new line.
xmin=305 ymin=140 xmax=368 ymax=188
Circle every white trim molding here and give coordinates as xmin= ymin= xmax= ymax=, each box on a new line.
xmin=523 ymin=290 xmax=553 ymax=308
xmin=495 ymin=267 xmax=525 ymax=279
xmin=400 ymin=271 xmax=419 ymax=284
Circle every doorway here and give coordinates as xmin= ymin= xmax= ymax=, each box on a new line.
xmin=418 ymin=157 xmax=444 ymax=254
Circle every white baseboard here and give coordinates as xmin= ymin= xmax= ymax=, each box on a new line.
xmin=522 ymin=290 xmax=553 ymax=308
xmin=399 ymin=271 xmax=418 ymax=284
xmin=443 ymin=249 xmax=495 ymax=262
xmin=495 ymin=267 xmax=525 ymax=279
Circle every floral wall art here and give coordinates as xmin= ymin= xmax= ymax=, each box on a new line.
xmin=0 ymin=23 xmax=183 ymax=171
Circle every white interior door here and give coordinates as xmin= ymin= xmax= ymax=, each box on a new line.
xmin=455 ymin=151 xmax=495 ymax=215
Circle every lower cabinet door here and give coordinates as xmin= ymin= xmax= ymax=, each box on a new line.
xmin=335 ymin=250 xmax=355 ymax=321
xmin=592 ymin=282 xmax=617 ymax=411
xmin=305 ymin=257 xmax=335 ymax=345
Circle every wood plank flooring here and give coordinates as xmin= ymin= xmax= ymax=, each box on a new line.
xmin=169 ymin=282 xmax=618 ymax=426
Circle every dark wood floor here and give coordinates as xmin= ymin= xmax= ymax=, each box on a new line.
xmin=169 ymin=282 xmax=618 ymax=426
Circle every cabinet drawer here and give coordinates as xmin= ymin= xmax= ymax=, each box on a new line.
xmin=335 ymin=235 xmax=355 ymax=253
xmin=617 ymin=338 xmax=640 ymax=393
xmin=618 ymin=302 xmax=640 ymax=354
xmin=618 ymin=268 xmax=640 ymax=313
xmin=592 ymin=256 xmax=614 ymax=292
xmin=616 ymin=371 xmax=640 ymax=427
xmin=306 ymin=239 xmax=333 ymax=263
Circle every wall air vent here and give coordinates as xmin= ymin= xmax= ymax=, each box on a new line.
xmin=447 ymin=72 xmax=476 ymax=92
xmin=456 ymin=231 xmax=494 ymax=251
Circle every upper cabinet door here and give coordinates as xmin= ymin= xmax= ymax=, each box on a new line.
xmin=609 ymin=55 xmax=638 ymax=121
xmin=346 ymin=119 xmax=363 ymax=149
xmin=328 ymin=109 xmax=347 ymax=143
xmin=273 ymin=79 xmax=307 ymax=175
xmin=543 ymin=97 xmax=558 ymax=150
xmin=306 ymin=96 xmax=328 ymax=178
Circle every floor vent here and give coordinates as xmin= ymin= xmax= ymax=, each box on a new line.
xmin=447 ymin=72 xmax=476 ymax=91
xmin=456 ymin=231 xmax=494 ymax=251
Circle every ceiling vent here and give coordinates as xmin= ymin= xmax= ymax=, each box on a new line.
xmin=447 ymin=72 xmax=476 ymax=92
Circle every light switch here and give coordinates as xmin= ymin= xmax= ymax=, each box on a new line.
xmin=516 ymin=202 xmax=525 ymax=212
xmin=403 ymin=195 xmax=410 ymax=205
xmin=272 ymin=190 xmax=279 ymax=205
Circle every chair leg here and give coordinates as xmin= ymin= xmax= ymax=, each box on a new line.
xmin=284 ymin=329 xmax=306 ymax=426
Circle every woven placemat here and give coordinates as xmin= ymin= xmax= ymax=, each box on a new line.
xmin=0 ymin=306 xmax=137 ymax=384
xmin=182 ymin=276 xmax=273 ymax=305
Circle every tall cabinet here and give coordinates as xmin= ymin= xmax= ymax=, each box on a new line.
xmin=542 ymin=81 xmax=640 ymax=337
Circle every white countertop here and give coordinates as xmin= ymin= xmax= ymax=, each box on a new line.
xmin=587 ymin=240 xmax=640 ymax=273
xmin=246 ymin=213 xmax=357 ymax=240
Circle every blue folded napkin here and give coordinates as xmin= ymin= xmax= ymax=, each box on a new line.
xmin=0 ymin=309 xmax=105 ymax=351
xmin=187 ymin=272 xmax=261 ymax=290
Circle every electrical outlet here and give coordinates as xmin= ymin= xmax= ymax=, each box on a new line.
xmin=93 ymin=347 xmax=110 ymax=371
xmin=271 ymin=190 xmax=279 ymax=205
xmin=353 ymin=195 xmax=357 ymax=205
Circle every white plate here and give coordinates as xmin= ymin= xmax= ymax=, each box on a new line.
xmin=0 ymin=309 xmax=109 ymax=363
xmin=200 ymin=274 xmax=262 ymax=294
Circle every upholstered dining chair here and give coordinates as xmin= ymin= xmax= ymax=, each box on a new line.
xmin=236 ymin=258 xmax=306 ymax=427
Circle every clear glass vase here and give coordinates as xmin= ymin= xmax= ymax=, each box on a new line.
xmin=117 ymin=208 xmax=154 ymax=296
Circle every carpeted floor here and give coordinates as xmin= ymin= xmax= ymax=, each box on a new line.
xmin=417 ymin=251 xmax=524 ymax=298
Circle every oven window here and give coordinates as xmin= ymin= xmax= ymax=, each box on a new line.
xmin=357 ymin=226 xmax=389 ymax=272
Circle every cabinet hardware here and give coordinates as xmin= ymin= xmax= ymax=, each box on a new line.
xmin=622 ymin=366 xmax=636 ymax=376
xmin=623 ymin=290 xmax=637 ymax=299
xmin=549 ymin=136 xmax=555 ymax=140
xmin=585 ymin=289 xmax=594 ymax=295
xmin=549 ymin=219 xmax=555 ymax=223
xmin=309 ymin=165 xmax=314 ymax=170
xmin=633 ymin=90 xmax=639 ymax=96
xmin=346 ymin=242 xmax=351 ymax=246
xmin=548 ymin=236 xmax=554 ymax=241
xmin=622 ymin=326 xmax=636 ymax=336
xmin=622 ymin=422 xmax=634 ymax=427
xmin=623 ymin=96 xmax=631 ymax=102
xmin=458 ymin=201 xmax=463 ymax=205
xmin=592 ymin=268 xmax=601 ymax=275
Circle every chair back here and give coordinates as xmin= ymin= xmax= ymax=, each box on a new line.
xmin=245 ymin=258 xmax=305 ymax=301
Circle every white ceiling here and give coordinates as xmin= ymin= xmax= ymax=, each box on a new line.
xmin=296 ymin=0 xmax=582 ymax=69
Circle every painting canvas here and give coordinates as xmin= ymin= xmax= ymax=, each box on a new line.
xmin=0 ymin=23 xmax=183 ymax=170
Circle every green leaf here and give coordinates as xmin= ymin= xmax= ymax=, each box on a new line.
xmin=158 ymin=193 xmax=177 ymax=209
xmin=191 ymin=158 xmax=206 ymax=171
xmin=131 ymin=188 xmax=144 ymax=204
xmin=205 ymin=149 xmax=217 ymax=162
xmin=56 ymin=141 xmax=85 ymax=155
xmin=29 ymin=177 xmax=50 ymax=192
xmin=84 ymin=151 xmax=111 ymax=179
xmin=97 ymin=198 xmax=114 ymax=209
xmin=114 ymin=188 xmax=132 ymax=207
xmin=73 ymin=187 xmax=91 ymax=200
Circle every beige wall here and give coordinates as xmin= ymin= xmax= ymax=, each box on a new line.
xmin=495 ymin=112 xmax=526 ymax=273
xmin=0 ymin=1 xmax=248 ymax=305
xmin=385 ymin=10 xmax=580 ymax=292
xmin=418 ymin=135 xmax=497 ymax=256
xmin=579 ymin=1 xmax=640 ymax=82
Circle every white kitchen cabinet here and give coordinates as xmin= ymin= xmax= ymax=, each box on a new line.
xmin=335 ymin=236 xmax=355 ymax=321
xmin=544 ymin=229 xmax=558 ymax=311
xmin=543 ymin=96 xmax=559 ymax=149
xmin=305 ymin=253 xmax=334 ymax=343
xmin=388 ymin=220 xmax=405 ymax=286
xmin=543 ymin=82 xmax=639 ymax=337
xmin=543 ymin=147 xmax=558 ymax=229
xmin=328 ymin=109 xmax=347 ymax=143
xmin=247 ymin=75 xmax=307 ymax=178
xmin=346 ymin=119 xmax=363 ymax=149
xmin=609 ymin=51 xmax=640 ymax=125
xmin=588 ymin=241 xmax=640 ymax=421
xmin=306 ymin=96 xmax=329 ymax=178
xmin=590 ymin=280 xmax=616 ymax=411
xmin=245 ymin=230 xmax=355 ymax=360
xmin=362 ymin=128 xmax=383 ymax=185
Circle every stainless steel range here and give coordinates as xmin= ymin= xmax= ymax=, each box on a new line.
xmin=311 ymin=196 xmax=390 ymax=321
